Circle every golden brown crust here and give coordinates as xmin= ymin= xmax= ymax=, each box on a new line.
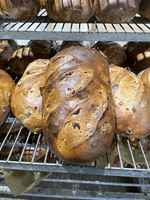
xmin=47 ymin=0 xmax=95 ymax=22
xmin=95 ymin=0 xmax=139 ymax=23
xmin=11 ymin=59 xmax=49 ymax=131
xmin=0 ymin=69 xmax=15 ymax=126
xmin=110 ymin=65 xmax=150 ymax=141
xmin=0 ymin=0 xmax=39 ymax=20
xmin=43 ymin=46 xmax=115 ymax=162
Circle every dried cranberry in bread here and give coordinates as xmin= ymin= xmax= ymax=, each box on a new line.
xmin=0 ymin=40 xmax=17 ymax=68
xmin=42 ymin=46 xmax=115 ymax=163
xmin=125 ymin=42 xmax=150 ymax=74
xmin=11 ymin=59 xmax=49 ymax=131
xmin=0 ymin=69 xmax=15 ymax=126
xmin=0 ymin=0 xmax=39 ymax=20
xmin=95 ymin=0 xmax=139 ymax=23
xmin=47 ymin=0 xmax=95 ymax=22
xmin=93 ymin=42 xmax=127 ymax=66
xmin=110 ymin=65 xmax=150 ymax=141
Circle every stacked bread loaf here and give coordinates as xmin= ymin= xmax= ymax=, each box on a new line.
xmin=1 ymin=42 xmax=150 ymax=163
xmin=0 ymin=0 xmax=150 ymax=22
xmin=11 ymin=59 xmax=49 ymax=132
xmin=0 ymin=69 xmax=15 ymax=127
xmin=47 ymin=0 xmax=95 ymax=22
xmin=95 ymin=0 xmax=140 ymax=23
xmin=110 ymin=65 xmax=150 ymax=141
xmin=42 ymin=46 xmax=115 ymax=162
xmin=0 ymin=0 xmax=39 ymax=20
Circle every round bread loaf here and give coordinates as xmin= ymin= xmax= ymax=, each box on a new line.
xmin=11 ymin=59 xmax=49 ymax=131
xmin=125 ymin=42 xmax=150 ymax=74
xmin=0 ymin=0 xmax=39 ymax=20
xmin=139 ymin=0 xmax=150 ymax=20
xmin=93 ymin=42 xmax=127 ymax=66
xmin=95 ymin=0 xmax=139 ymax=23
xmin=0 ymin=40 xmax=17 ymax=68
xmin=110 ymin=65 xmax=150 ymax=141
xmin=42 ymin=46 xmax=115 ymax=163
xmin=47 ymin=0 xmax=95 ymax=22
xmin=0 ymin=69 xmax=15 ymax=126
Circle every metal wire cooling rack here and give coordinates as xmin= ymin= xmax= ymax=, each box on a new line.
xmin=0 ymin=8 xmax=150 ymax=200
xmin=0 ymin=10 xmax=150 ymax=41
xmin=0 ymin=117 xmax=150 ymax=199
xmin=0 ymin=117 xmax=150 ymax=176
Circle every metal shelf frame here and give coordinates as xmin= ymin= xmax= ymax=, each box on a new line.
xmin=0 ymin=10 xmax=150 ymax=41
xmin=0 ymin=117 xmax=150 ymax=199
xmin=1 ymin=22 xmax=150 ymax=42
xmin=0 ymin=118 xmax=150 ymax=175
xmin=1 ymin=9 xmax=150 ymax=200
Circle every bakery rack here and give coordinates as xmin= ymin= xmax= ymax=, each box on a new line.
xmin=0 ymin=9 xmax=150 ymax=200
xmin=1 ymin=10 xmax=150 ymax=42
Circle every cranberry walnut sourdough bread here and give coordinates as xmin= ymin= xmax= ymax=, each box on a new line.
xmin=110 ymin=65 xmax=150 ymax=141
xmin=0 ymin=69 xmax=15 ymax=126
xmin=11 ymin=59 xmax=49 ymax=131
xmin=0 ymin=0 xmax=39 ymax=20
xmin=47 ymin=0 xmax=95 ymax=22
xmin=95 ymin=0 xmax=140 ymax=23
xmin=42 ymin=46 xmax=115 ymax=163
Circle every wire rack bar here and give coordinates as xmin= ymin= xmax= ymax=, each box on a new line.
xmin=0 ymin=162 xmax=150 ymax=178
xmin=0 ymin=175 xmax=149 ymax=200
xmin=0 ymin=190 xmax=146 ymax=200
xmin=19 ymin=131 xmax=32 ymax=162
